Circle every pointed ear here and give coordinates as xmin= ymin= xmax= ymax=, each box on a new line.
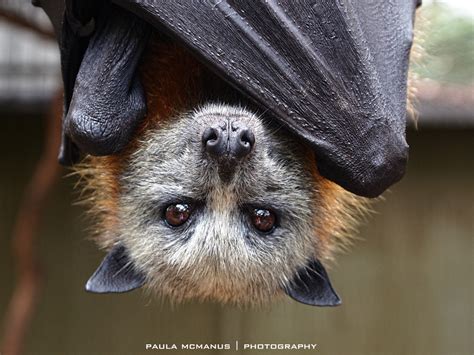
xmin=284 ymin=259 xmax=341 ymax=307
xmin=85 ymin=244 xmax=146 ymax=293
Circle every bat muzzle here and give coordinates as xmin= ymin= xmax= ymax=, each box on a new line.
xmin=202 ymin=120 xmax=255 ymax=161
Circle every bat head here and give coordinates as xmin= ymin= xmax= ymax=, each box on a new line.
xmin=85 ymin=104 xmax=345 ymax=307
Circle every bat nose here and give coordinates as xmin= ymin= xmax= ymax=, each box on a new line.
xmin=202 ymin=121 xmax=255 ymax=159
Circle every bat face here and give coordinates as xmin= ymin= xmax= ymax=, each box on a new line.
xmin=114 ymin=104 xmax=327 ymax=305
xmin=84 ymin=103 xmax=352 ymax=306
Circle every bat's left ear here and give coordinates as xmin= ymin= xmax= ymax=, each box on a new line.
xmin=284 ymin=259 xmax=341 ymax=307
xmin=85 ymin=244 xmax=145 ymax=293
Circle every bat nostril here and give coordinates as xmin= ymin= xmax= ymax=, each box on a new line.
xmin=202 ymin=127 xmax=219 ymax=145
xmin=239 ymin=128 xmax=255 ymax=149
xmin=202 ymin=126 xmax=225 ymax=156
xmin=234 ymin=127 xmax=255 ymax=158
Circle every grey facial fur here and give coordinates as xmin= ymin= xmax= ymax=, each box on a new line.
xmin=116 ymin=103 xmax=323 ymax=305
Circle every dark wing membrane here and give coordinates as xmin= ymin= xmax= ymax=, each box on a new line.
xmin=114 ymin=0 xmax=418 ymax=197
xmin=37 ymin=0 xmax=419 ymax=197
xmin=36 ymin=0 xmax=150 ymax=163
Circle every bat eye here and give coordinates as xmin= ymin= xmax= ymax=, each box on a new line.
xmin=164 ymin=203 xmax=192 ymax=227
xmin=251 ymin=208 xmax=276 ymax=233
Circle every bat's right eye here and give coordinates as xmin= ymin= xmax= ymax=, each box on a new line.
xmin=164 ymin=203 xmax=192 ymax=227
xmin=250 ymin=208 xmax=276 ymax=234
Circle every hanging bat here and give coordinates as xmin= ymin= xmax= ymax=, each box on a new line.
xmin=74 ymin=35 xmax=369 ymax=306
xmin=35 ymin=0 xmax=420 ymax=306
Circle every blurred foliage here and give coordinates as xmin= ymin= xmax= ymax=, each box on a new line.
xmin=414 ymin=3 xmax=474 ymax=85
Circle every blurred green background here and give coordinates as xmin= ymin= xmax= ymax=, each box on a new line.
xmin=0 ymin=1 xmax=473 ymax=354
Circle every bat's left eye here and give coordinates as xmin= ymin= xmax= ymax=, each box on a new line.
xmin=164 ymin=203 xmax=192 ymax=227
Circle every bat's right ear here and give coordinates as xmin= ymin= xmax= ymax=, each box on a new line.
xmin=85 ymin=244 xmax=145 ymax=293
xmin=284 ymin=259 xmax=341 ymax=307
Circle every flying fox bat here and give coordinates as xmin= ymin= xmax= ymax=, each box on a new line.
xmin=33 ymin=0 xmax=421 ymax=306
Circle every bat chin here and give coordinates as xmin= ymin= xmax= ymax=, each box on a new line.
xmin=85 ymin=244 xmax=341 ymax=308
